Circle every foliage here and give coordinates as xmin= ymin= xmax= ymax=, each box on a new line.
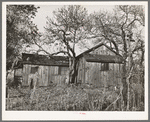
xmin=6 ymin=5 xmax=39 ymax=70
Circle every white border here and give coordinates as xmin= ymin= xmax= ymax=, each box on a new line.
xmin=2 ymin=1 xmax=148 ymax=120
xmin=3 ymin=1 xmax=148 ymax=5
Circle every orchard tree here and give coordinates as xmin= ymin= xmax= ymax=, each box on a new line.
xmin=6 ymin=5 xmax=39 ymax=76
xmin=88 ymin=5 xmax=145 ymax=110
xmin=40 ymin=5 xmax=90 ymax=83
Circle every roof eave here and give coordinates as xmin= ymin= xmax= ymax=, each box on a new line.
xmin=85 ymin=59 xmax=124 ymax=64
xmin=23 ymin=62 xmax=69 ymax=67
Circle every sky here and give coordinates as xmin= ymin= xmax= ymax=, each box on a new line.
xmin=26 ymin=5 xmax=115 ymax=55
xmin=26 ymin=4 xmax=145 ymax=56
xmin=32 ymin=5 xmax=115 ymax=33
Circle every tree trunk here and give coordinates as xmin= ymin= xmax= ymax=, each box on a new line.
xmin=68 ymin=57 xmax=78 ymax=84
xmin=122 ymin=60 xmax=128 ymax=108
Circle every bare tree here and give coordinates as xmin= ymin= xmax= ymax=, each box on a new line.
xmin=88 ymin=5 xmax=145 ymax=110
xmin=35 ymin=5 xmax=90 ymax=84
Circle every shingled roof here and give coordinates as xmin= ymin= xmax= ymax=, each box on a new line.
xmin=22 ymin=53 xmax=69 ymax=66
xmin=84 ymin=54 xmax=123 ymax=63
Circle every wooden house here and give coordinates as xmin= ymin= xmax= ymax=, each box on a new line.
xmin=14 ymin=42 xmax=124 ymax=87
xmin=76 ymin=43 xmax=124 ymax=88
xmin=14 ymin=61 xmax=23 ymax=86
xmin=14 ymin=53 xmax=69 ymax=86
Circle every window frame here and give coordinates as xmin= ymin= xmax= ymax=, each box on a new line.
xmin=101 ymin=63 xmax=109 ymax=71
xmin=30 ymin=66 xmax=39 ymax=74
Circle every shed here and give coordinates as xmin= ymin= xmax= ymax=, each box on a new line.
xmin=76 ymin=42 xmax=124 ymax=88
xmin=14 ymin=53 xmax=69 ymax=86
xmin=14 ymin=61 xmax=23 ymax=85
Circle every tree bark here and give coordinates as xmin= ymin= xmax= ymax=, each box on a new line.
xmin=122 ymin=60 xmax=128 ymax=107
xmin=68 ymin=57 xmax=78 ymax=84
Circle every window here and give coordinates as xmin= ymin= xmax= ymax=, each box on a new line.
xmin=58 ymin=66 xmax=69 ymax=75
xmin=31 ymin=66 xmax=39 ymax=74
xmin=101 ymin=63 xmax=109 ymax=71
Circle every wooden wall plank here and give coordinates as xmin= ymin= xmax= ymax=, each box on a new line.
xmin=25 ymin=64 xmax=29 ymax=86
xmin=83 ymin=58 xmax=86 ymax=83
xmin=54 ymin=67 xmax=56 ymax=75
xmin=41 ymin=66 xmax=44 ymax=86
xmin=113 ymin=63 xmax=115 ymax=86
xmin=97 ymin=63 xmax=99 ymax=84
xmin=23 ymin=65 xmax=26 ymax=86
xmin=89 ymin=62 xmax=93 ymax=84
xmin=113 ymin=63 xmax=120 ymax=87
xmin=116 ymin=64 xmax=120 ymax=86
xmin=22 ymin=65 xmax=25 ymax=86
xmin=42 ymin=66 xmax=45 ymax=86
xmin=91 ymin=62 xmax=96 ymax=85
xmin=95 ymin=62 xmax=99 ymax=86
xmin=85 ymin=61 xmax=88 ymax=83
xmin=77 ymin=60 xmax=79 ymax=82
xmin=118 ymin=64 xmax=121 ymax=86
xmin=81 ymin=57 xmax=84 ymax=83
xmin=103 ymin=71 xmax=107 ymax=87
xmin=25 ymin=64 xmax=28 ymax=86
xmin=50 ymin=66 xmax=52 ymax=82
xmin=38 ymin=66 xmax=41 ymax=86
xmin=119 ymin=64 xmax=123 ymax=86
xmin=44 ymin=66 xmax=48 ymax=86
xmin=80 ymin=58 xmax=83 ymax=82
xmin=113 ymin=63 xmax=116 ymax=86
xmin=108 ymin=63 xmax=114 ymax=86
xmin=101 ymin=71 xmax=104 ymax=87
xmin=24 ymin=64 xmax=26 ymax=86
xmin=86 ymin=61 xmax=90 ymax=84
xmin=48 ymin=66 xmax=51 ymax=84
xmin=98 ymin=63 xmax=101 ymax=87
xmin=39 ymin=66 xmax=42 ymax=86
xmin=51 ymin=66 xmax=54 ymax=83
xmin=88 ymin=62 xmax=92 ymax=84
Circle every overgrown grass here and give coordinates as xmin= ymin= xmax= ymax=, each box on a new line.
xmin=6 ymin=82 xmax=144 ymax=111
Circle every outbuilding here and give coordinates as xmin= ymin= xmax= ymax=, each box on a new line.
xmin=14 ymin=42 xmax=124 ymax=88
xmin=76 ymin=42 xmax=124 ymax=88
xmin=14 ymin=53 xmax=69 ymax=86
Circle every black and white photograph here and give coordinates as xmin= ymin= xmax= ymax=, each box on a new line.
xmin=2 ymin=1 xmax=148 ymax=120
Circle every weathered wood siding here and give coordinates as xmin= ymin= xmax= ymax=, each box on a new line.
xmin=22 ymin=64 xmax=68 ymax=86
xmin=89 ymin=45 xmax=115 ymax=55
xmin=14 ymin=68 xmax=23 ymax=83
xmin=77 ymin=45 xmax=123 ymax=87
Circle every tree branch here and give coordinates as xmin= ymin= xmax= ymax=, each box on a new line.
xmin=121 ymin=26 xmax=128 ymax=54
xmin=51 ymin=51 xmax=69 ymax=56
xmin=32 ymin=39 xmax=56 ymax=60
xmin=127 ymin=18 xmax=138 ymax=28
xmin=102 ymin=35 xmax=119 ymax=53
xmin=59 ymin=30 xmax=76 ymax=57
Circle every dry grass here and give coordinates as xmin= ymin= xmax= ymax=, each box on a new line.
xmin=6 ymin=82 xmax=144 ymax=111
